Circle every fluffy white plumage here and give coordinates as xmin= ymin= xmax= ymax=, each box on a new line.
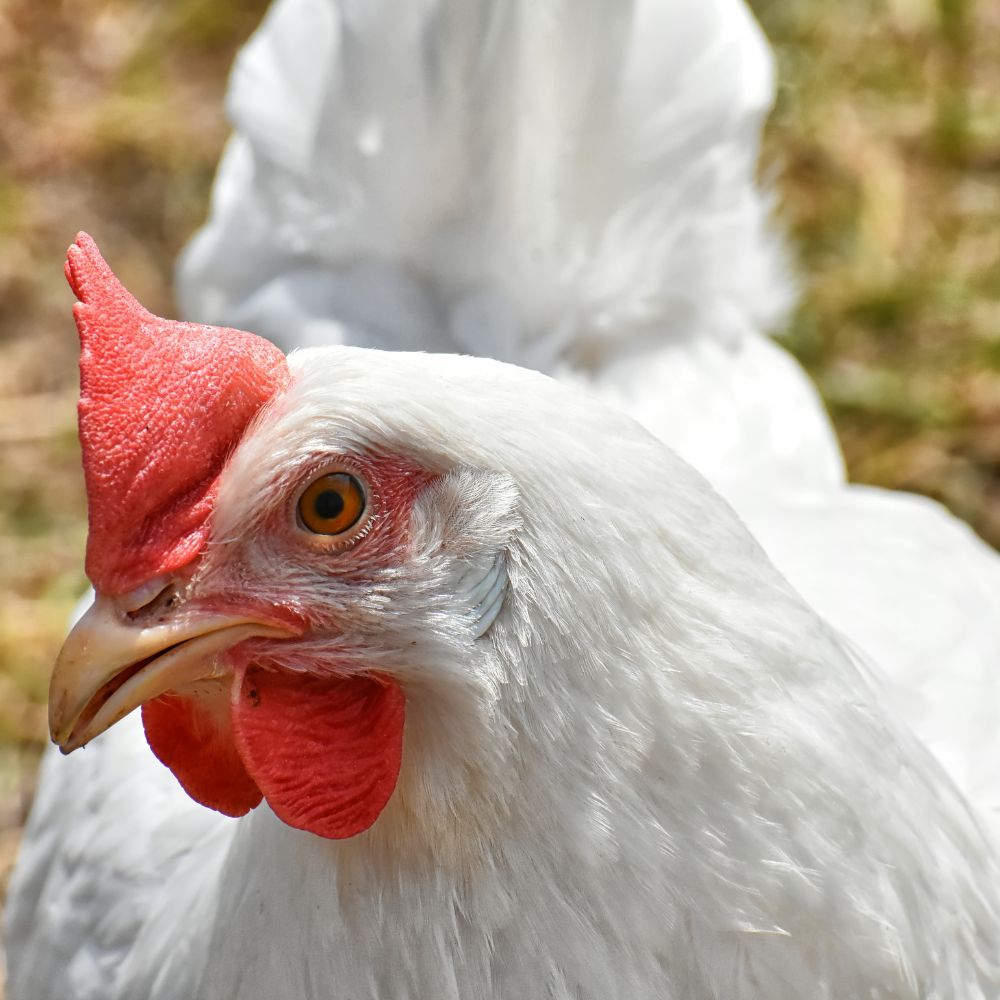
xmin=11 ymin=349 xmax=1000 ymax=997
xmin=177 ymin=0 xmax=840 ymax=494
xmin=177 ymin=0 xmax=1000 ymax=825
xmin=7 ymin=1 xmax=1000 ymax=997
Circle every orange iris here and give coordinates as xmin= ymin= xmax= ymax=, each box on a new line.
xmin=298 ymin=473 xmax=366 ymax=535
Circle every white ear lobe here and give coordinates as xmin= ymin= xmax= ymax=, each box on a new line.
xmin=465 ymin=550 xmax=515 ymax=638
xmin=410 ymin=467 xmax=521 ymax=638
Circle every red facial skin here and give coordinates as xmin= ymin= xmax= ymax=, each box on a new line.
xmin=65 ymin=234 xmax=436 ymax=840
xmin=140 ymin=454 xmax=436 ymax=840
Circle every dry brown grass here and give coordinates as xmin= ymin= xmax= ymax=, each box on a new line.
xmin=0 ymin=0 xmax=271 ymax=918
xmin=755 ymin=0 xmax=1000 ymax=541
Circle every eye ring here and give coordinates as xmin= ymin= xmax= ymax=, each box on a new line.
xmin=297 ymin=472 xmax=367 ymax=536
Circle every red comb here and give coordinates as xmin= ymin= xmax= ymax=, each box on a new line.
xmin=66 ymin=233 xmax=291 ymax=594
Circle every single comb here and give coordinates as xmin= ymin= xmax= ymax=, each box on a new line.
xmin=67 ymin=233 xmax=291 ymax=595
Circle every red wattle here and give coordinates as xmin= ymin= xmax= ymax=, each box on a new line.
xmin=231 ymin=666 xmax=406 ymax=840
xmin=143 ymin=688 xmax=263 ymax=817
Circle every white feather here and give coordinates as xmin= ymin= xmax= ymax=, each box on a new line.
xmin=176 ymin=0 xmax=828 ymax=496
xmin=174 ymin=0 xmax=1000 ymax=825
xmin=738 ymin=484 xmax=1000 ymax=830
xmin=12 ymin=349 xmax=1000 ymax=998
xmin=181 ymin=0 xmax=789 ymax=356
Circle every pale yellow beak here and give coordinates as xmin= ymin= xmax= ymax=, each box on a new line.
xmin=50 ymin=595 xmax=292 ymax=753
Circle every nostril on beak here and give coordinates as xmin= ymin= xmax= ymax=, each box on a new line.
xmin=117 ymin=575 xmax=176 ymax=617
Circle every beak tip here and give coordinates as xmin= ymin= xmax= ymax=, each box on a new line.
xmin=53 ymin=729 xmax=84 ymax=754
xmin=50 ymin=724 xmax=72 ymax=753
xmin=48 ymin=705 xmax=69 ymax=748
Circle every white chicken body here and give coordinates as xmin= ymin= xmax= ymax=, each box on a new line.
xmin=12 ymin=349 xmax=1000 ymax=999
xmin=175 ymin=0 xmax=1000 ymax=823
xmin=8 ymin=0 xmax=1000 ymax=997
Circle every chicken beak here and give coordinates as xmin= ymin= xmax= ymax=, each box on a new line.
xmin=49 ymin=595 xmax=293 ymax=753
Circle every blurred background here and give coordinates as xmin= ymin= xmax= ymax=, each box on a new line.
xmin=0 ymin=0 xmax=997 ymax=919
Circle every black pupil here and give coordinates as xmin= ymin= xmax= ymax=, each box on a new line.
xmin=314 ymin=489 xmax=345 ymax=521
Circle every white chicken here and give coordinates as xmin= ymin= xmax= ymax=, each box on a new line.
xmin=7 ymin=1 xmax=1000 ymax=998
xmin=174 ymin=0 xmax=1000 ymax=819
xmin=8 ymin=232 xmax=1000 ymax=998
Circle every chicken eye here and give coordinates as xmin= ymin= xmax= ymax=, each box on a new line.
xmin=298 ymin=473 xmax=366 ymax=535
